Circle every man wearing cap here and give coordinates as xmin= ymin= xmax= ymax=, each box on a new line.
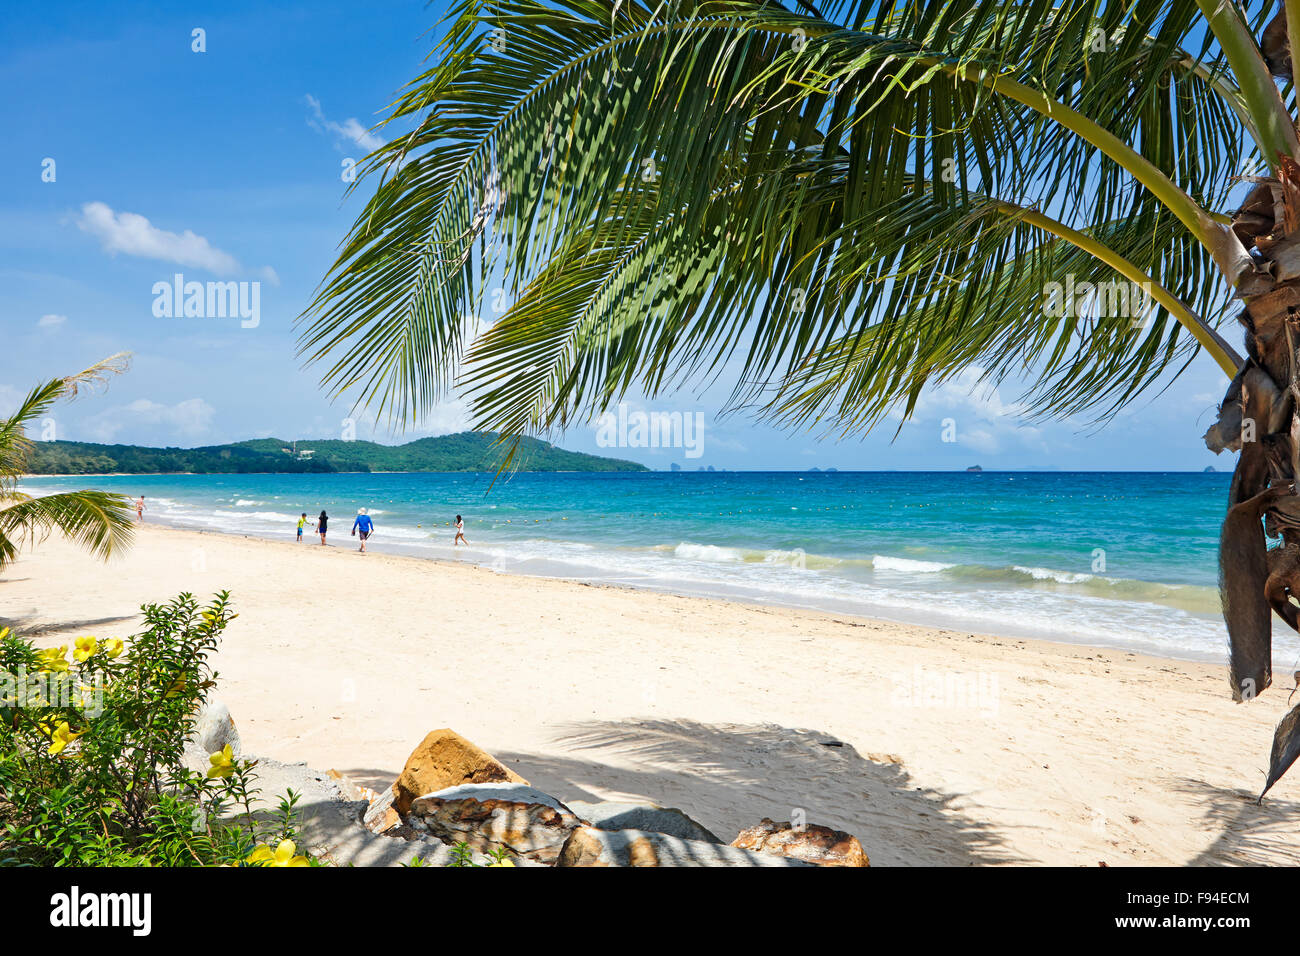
xmin=352 ymin=508 xmax=375 ymax=553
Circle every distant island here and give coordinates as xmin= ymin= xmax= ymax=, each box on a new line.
xmin=966 ymin=465 xmax=983 ymax=473
xmin=24 ymin=432 xmax=649 ymax=475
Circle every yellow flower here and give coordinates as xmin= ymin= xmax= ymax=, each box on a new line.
xmin=246 ymin=839 xmax=309 ymax=867
xmin=73 ymin=636 xmax=98 ymax=663
xmin=36 ymin=646 xmax=69 ymax=673
xmin=103 ymin=638 xmax=125 ymax=659
xmin=206 ymin=744 xmax=235 ymax=779
xmin=46 ymin=721 xmax=84 ymax=756
xmin=486 ymin=858 xmax=516 ymax=867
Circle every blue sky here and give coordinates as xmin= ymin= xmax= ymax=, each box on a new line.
xmin=0 ymin=0 xmax=1241 ymax=471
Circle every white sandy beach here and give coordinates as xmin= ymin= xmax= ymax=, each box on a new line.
xmin=4 ymin=523 xmax=1299 ymax=865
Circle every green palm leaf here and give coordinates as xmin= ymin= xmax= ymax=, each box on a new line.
xmin=0 ymin=491 xmax=135 ymax=569
xmin=0 ymin=355 xmax=135 ymax=571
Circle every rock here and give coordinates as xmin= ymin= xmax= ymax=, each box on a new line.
xmin=326 ymin=769 xmax=374 ymax=803
xmin=191 ymin=698 xmax=241 ymax=756
xmin=242 ymin=756 xmax=537 ymax=867
xmin=409 ymin=783 xmax=581 ymax=864
xmin=362 ymin=785 xmax=401 ymax=835
xmin=567 ymin=800 xmax=722 ymax=843
xmin=556 ymin=826 xmax=815 ymax=867
xmin=730 ymin=818 xmax=869 ymax=867
xmin=392 ymin=729 xmax=527 ymax=816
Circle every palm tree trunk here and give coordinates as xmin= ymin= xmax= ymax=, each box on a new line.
xmin=1212 ymin=175 xmax=1300 ymax=696
xmin=1208 ymin=9 xmax=1300 ymax=795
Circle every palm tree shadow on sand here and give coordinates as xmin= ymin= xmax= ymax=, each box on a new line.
xmin=1174 ymin=779 xmax=1300 ymax=865
xmin=0 ymin=613 xmax=137 ymax=636
xmin=494 ymin=718 xmax=1017 ymax=865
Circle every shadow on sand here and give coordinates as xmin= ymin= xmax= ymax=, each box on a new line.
xmin=0 ymin=613 xmax=138 ymax=637
xmin=1174 ymin=778 xmax=1300 ymax=865
xmin=487 ymin=718 xmax=1017 ymax=865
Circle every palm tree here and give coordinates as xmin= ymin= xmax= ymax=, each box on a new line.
xmin=300 ymin=0 xmax=1300 ymax=792
xmin=0 ymin=355 xmax=135 ymax=569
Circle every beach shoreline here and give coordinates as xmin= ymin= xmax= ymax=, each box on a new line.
xmin=125 ymin=509 xmax=1214 ymax=664
xmin=15 ymin=470 xmax=1241 ymax=667
xmin=5 ymin=523 xmax=1299 ymax=865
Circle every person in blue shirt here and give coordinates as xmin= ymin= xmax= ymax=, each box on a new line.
xmin=352 ymin=508 xmax=375 ymax=553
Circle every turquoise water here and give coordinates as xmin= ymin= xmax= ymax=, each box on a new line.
xmin=19 ymin=470 xmax=1275 ymax=664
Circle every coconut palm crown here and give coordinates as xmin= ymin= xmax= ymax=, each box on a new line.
xmin=299 ymin=0 xmax=1300 ymax=793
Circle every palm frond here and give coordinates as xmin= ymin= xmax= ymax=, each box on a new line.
xmin=298 ymin=0 xmax=1249 ymax=437
xmin=0 ymin=353 xmax=132 ymax=488
xmin=465 ymin=165 xmax=1229 ymax=441
xmin=0 ymin=355 xmax=135 ymax=568
xmin=0 ymin=491 xmax=135 ymax=570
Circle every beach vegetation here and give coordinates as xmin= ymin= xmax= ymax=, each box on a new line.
xmin=0 ymin=592 xmax=310 ymax=866
xmin=0 ymin=354 xmax=136 ymax=570
xmin=24 ymin=430 xmax=646 ymax=474
xmin=445 ymin=841 xmax=516 ymax=866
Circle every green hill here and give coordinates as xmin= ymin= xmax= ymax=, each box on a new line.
xmin=24 ymin=432 xmax=648 ymax=475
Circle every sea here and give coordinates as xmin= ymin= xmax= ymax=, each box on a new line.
xmin=19 ymin=470 xmax=1283 ymax=667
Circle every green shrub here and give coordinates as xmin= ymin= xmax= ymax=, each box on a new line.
xmin=445 ymin=842 xmax=516 ymax=866
xmin=0 ymin=591 xmax=313 ymax=866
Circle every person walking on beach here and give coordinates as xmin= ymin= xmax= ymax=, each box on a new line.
xmin=315 ymin=510 xmax=329 ymax=545
xmin=352 ymin=508 xmax=374 ymax=553
xmin=135 ymin=496 xmax=145 ymax=522
xmin=297 ymin=513 xmax=307 ymax=542
xmin=453 ymin=514 xmax=467 ymax=546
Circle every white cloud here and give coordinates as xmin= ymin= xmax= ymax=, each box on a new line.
xmin=959 ymin=427 xmax=1001 ymax=455
xmin=704 ymin=430 xmax=747 ymax=453
xmin=898 ymin=367 xmax=1048 ymax=456
xmin=79 ymin=398 xmax=215 ymax=443
xmin=304 ymin=402 xmax=475 ymax=442
xmin=416 ymin=399 xmax=475 ymax=436
xmin=38 ymin=313 xmax=66 ymax=329
xmin=77 ymin=202 xmax=242 ymax=275
xmin=75 ymin=203 xmax=278 ymax=285
xmin=305 ymin=94 xmax=384 ymax=153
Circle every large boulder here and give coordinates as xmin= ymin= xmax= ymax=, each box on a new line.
xmin=556 ymin=826 xmax=815 ymax=867
xmin=567 ymin=800 xmax=722 ymax=843
xmin=392 ymin=729 xmax=527 ymax=815
xmin=731 ymin=818 xmax=869 ymax=867
xmin=409 ymin=783 xmax=582 ymax=864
